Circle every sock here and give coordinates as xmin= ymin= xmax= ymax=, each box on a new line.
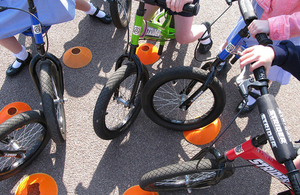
xmin=12 ymin=45 xmax=28 ymax=68
xmin=85 ymin=3 xmax=105 ymax=18
xmin=199 ymin=25 xmax=211 ymax=45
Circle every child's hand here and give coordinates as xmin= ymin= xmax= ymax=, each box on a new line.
xmin=166 ymin=0 xmax=193 ymax=13
xmin=248 ymin=20 xmax=270 ymax=38
xmin=239 ymin=45 xmax=275 ymax=75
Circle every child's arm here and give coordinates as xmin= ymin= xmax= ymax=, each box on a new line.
xmin=240 ymin=40 xmax=300 ymax=81
xmin=248 ymin=12 xmax=300 ymax=40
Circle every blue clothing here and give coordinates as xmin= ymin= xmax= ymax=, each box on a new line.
xmin=226 ymin=0 xmax=300 ymax=85
xmin=0 ymin=0 xmax=75 ymax=39
xmin=272 ymin=41 xmax=300 ymax=81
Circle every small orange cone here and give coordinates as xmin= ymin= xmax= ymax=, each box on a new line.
xmin=15 ymin=173 xmax=58 ymax=195
xmin=136 ymin=43 xmax=159 ymax=65
xmin=0 ymin=102 xmax=31 ymax=124
xmin=63 ymin=46 xmax=92 ymax=68
xmin=183 ymin=118 xmax=221 ymax=145
xmin=123 ymin=185 xmax=159 ymax=195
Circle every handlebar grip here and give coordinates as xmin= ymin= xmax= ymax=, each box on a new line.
xmin=183 ymin=3 xmax=200 ymax=15
xmin=238 ymin=0 xmax=258 ymax=25
xmin=255 ymin=33 xmax=273 ymax=46
xmin=253 ymin=66 xmax=267 ymax=81
xmin=155 ymin=0 xmax=200 ymax=15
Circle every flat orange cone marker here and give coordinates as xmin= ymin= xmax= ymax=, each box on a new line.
xmin=123 ymin=185 xmax=159 ymax=195
xmin=136 ymin=43 xmax=159 ymax=65
xmin=15 ymin=173 xmax=58 ymax=195
xmin=183 ymin=118 xmax=221 ymax=145
xmin=63 ymin=46 xmax=92 ymax=68
xmin=0 ymin=102 xmax=31 ymax=124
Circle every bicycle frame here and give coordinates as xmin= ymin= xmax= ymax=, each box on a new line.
xmin=114 ymin=0 xmax=175 ymax=106
xmin=24 ymin=0 xmax=64 ymax=98
xmin=226 ymin=134 xmax=291 ymax=187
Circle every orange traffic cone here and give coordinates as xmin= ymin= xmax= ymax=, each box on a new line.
xmin=136 ymin=43 xmax=159 ymax=65
xmin=123 ymin=185 xmax=159 ymax=195
xmin=183 ymin=118 xmax=221 ymax=145
xmin=0 ymin=102 xmax=31 ymax=124
xmin=15 ymin=173 xmax=58 ymax=195
xmin=63 ymin=46 xmax=92 ymax=68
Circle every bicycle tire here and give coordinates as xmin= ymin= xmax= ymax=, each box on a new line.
xmin=93 ymin=63 xmax=148 ymax=140
xmin=140 ymin=159 xmax=220 ymax=192
xmin=0 ymin=110 xmax=50 ymax=181
xmin=109 ymin=0 xmax=132 ymax=29
xmin=141 ymin=66 xmax=226 ymax=131
xmin=39 ymin=60 xmax=66 ymax=144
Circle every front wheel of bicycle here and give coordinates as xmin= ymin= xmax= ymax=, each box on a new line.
xmin=0 ymin=110 xmax=50 ymax=181
xmin=93 ymin=62 xmax=148 ymax=140
xmin=140 ymin=159 xmax=220 ymax=192
xmin=141 ymin=66 xmax=226 ymax=131
xmin=39 ymin=60 xmax=66 ymax=144
xmin=109 ymin=0 xmax=132 ymax=29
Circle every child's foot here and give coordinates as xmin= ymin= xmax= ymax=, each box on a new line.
xmin=6 ymin=52 xmax=32 ymax=76
xmin=90 ymin=7 xmax=112 ymax=24
xmin=198 ymin=22 xmax=213 ymax=54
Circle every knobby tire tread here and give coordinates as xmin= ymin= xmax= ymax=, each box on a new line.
xmin=109 ymin=0 xmax=132 ymax=29
xmin=141 ymin=66 xmax=226 ymax=131
xmin=39 ymin=61 xmax=65 ymax=144
xmin=93 ymin=63 xmax=146 ymax=140
xmin=0 ymin=110 xmax=50 ymax=181
xmin=140 ymin=159 xmax=217 ymax=192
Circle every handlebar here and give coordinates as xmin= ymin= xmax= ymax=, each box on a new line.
xmin=144 ymin=0 xmax=200 ymax=15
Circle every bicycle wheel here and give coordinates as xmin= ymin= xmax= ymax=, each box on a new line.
xmin=93 ymin=62 xmax=148 ymax=140
xmin=109 ymin=0 xmax=132 ymax=29
xmin=0 ymin=110 xmax=50 ymax=181
xmin=39 ymin=60 xmax=66 ymax=144
xmin=141 ymin=66 xmax=226 ymax=131
xmin=140 ymin=159 xmax=220 ymax=192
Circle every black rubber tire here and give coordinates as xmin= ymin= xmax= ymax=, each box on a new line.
xmin=140 ymin=159 xmax=218 ymax=192
xmin=109 ymin=0 xmax=132 ymax=29
xmin=0 ymin=110 xmax=50 ymax=181
xmin=141 ymin=66 xmax=226 ymax=131
xmin=93 ymin=63 xmax=148 ymax=140
xmin=39 ymin=60 xmax=66 ymax=144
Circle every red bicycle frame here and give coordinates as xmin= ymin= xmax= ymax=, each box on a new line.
xmin=226 ymin=138 xmax=291 ymax=187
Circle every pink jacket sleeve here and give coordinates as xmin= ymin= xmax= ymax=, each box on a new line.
xmin=267 ymin=12 xmax=300 ymax=40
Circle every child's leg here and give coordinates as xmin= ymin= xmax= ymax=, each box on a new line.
xmin=174 ymin=15 xmax=210 ymax=44
xmin=75 ymin=0 xmax=112 ymax=24
xmin=0 ymin=36 xmax=31 ymax=76
xmin=144 ymin=4 xmax=160 ymax=21
xmin=0 ymin=36 xmax=23 ymax=54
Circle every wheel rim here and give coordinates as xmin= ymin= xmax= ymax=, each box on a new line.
xmin=105 ymin=74 xmax=140 ymax=131
xmin=152 ymin=79 xmax=215 ymax=124
xmin=52 ymin=78 xmax=66 ymax=140
xmin=0 ymin=123 xmax=45 ymax=174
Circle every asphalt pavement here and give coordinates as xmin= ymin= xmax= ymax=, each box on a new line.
xmin=1 ymin=0 xmax=300 ymax=194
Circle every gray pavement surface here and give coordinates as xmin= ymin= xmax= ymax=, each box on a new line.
xmin=1 ymin=0 xmax=300 ymax=194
